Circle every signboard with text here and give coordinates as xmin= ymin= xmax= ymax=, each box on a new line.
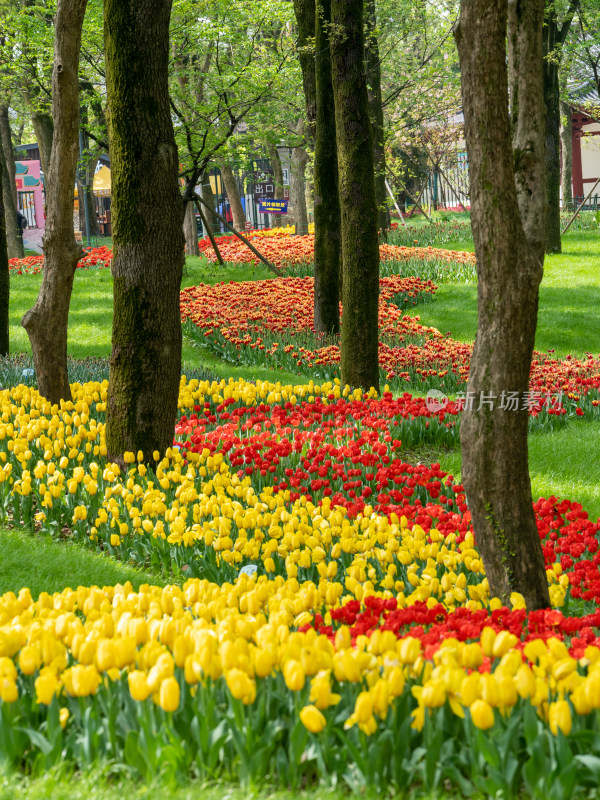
xmin=258 ymin=199 xmax=288 ymax=214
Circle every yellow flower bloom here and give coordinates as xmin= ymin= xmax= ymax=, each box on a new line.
xmin=300 ymin=704 xmax=326 ymax=733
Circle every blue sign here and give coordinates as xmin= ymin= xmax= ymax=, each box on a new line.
xmin=258 ymin=199 xmax=288 ymax=214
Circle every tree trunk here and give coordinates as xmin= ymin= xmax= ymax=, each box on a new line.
xmin=560 ymin=99 xmax=572 ymax=211
xmin=291 ymin=120 xmax=309 ymax=234
xmin=314 ymin=0 xmax=341 ymax=334
xmin=330 ymin=0 xmax=379 ymax=391
xmin=201 ymin=171 xmax=219 ymax=232
xmin=0 ymin=106 xmax=18 ymax=209
xmin=0 ymin=133 xmax=24 ymax=259
xmin=104 ymin=0 xmax=184 ymax=465
xmin=183 ymin=198 xmax=199 ymax=256
xmin=455 ymin=0 xmax=550 ymax=609
xmin=292 ymin=0 xmax=317 ymax=145
xmin=268 ymin=145 xmax=284 ymax=228
xmin=365 ymin=0 xmax=389 ymax=240
xmin=31 ymin=112 xmax=54 ymax=178
xmin=219 ymin=161 xmax=246 ymax=231
xmin=0 ymin=143 xmax=9 ymax=355
xmin=21 ymin=0 xmax=88 ymax=404
xmin=543 ymin=51 xmax=561 ymax=253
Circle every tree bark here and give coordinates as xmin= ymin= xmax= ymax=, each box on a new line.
xmin=313 ymin=0 xmax=341 ymax=334
xmin=543 ymin=43 xmax=561 ymax=253
xmin=201 ymin=171 xmax=219 ymax=231
xmin=542 ymin=3 xmax=577 ymax=253
xmin=31 ymin=112 xmax=54 ymax=178
xmin=330 ymin=0 xmax=379 ymax=391
xmin=0 ymin=143 xmax=9 ymax=355
xmin=21 ymin=0 xmax=88 ymax=404
xmin=0 ymin=106 xmax=18 ymax=209
xmin=268 ymin=145 xmax=284 ymax=228
xmin=219 ymin=161 xmax=246 ymax=231
xmin=291 ymin=120 xmax=309 ymax=234
xmin=104 ymin=0 xmax=184 ymax=465
xmin=365 ymin=0 xmax=389 ymax=240
xmin=292 ymin=0 xmax=317 ymax=145
xmin=0 ymin=132 xmax=23 ymax=259
xmin=455 ymin=0 xmax=550 ymax=609
xmin=560 ymin=98 xmax=572 ymax=210
xmin=183 ymin=198 xmax=199 ymax=256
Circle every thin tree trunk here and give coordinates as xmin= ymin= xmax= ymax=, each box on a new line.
xmin=104 ymin=0 xmax=184 ymax=465
xmin=31 ymin=112 xmax=54 ymax=178
xmin=544 ymin=52 xmax=562 ymax=253
xmin=291 ymin=119 xmax=309 ymax=234
xmin=0 ymin=144 xmax=9 ymax=355
xmin=0 ymin=133 xmax=23 ymax=259
xmin=331 ymin=0 xmax=379 ymax=391
xmin=365 ymin=0 xmax=389 ymax=240
xmin=314 ymin=0 xmax=341 ymax=334
xmin=292 ymin=0 xmax=317 ymax=145
xmin=219 ymin=161 xmax=245 ymax=230
xmin=183 ymin=198 xmax=199 ymax=256
xmin=560 ymin=98 xmax=572 ymax=210
xmin=201 ymin=171 xmax=219 ymax=231
xmin=21 ymin=0 xmax=88 ymax=404
xmin=455 ymin=0 xmax=550 ymax=609
xmin=268 ymin=145 xmax=284 ymax=228
xmin=0 ymin=105 xmax=18 ymax=209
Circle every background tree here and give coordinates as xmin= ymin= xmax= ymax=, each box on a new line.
xmin=21 ymin=0 xmax=88 ymax=404
xmin=104 ymin=0 xmax=184 ymax=464
xmin=455 ymin=0 xmax=550 ymax=609
xmin=0 ymin=139 xmax=9 ymax=356
xmin=365 ymin=0 xmax=389 ymax=237
xmin=331 ymin=0 xmax=380 ymax=392
xmin=543 ymin=0 xmax=579 ymax=254
xmin=313 ymin=0 xmax=341 ymax=334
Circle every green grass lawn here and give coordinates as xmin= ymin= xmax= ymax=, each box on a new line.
xmin=415 ymin=229 xmax=600 ymax=359
xmin=0 ymin=527 xmax=163 ymax=598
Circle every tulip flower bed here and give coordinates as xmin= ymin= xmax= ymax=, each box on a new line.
xmin=198 ymin=233 xmax=477 ymax=282
xmin=2 ymin=378 xmax=600 ymax=796
xmin=181 ymin=276 xmax=600 ymax=410
xmin=8 ymin=247 xmax=113 ymax=275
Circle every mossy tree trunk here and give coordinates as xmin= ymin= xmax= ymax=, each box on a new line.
xmin=330 ymin=0 xmax=379 ymax=391
xmin=560 ymin=99 xmax=572 ymax=210
xmin=455 ymin=0 xmax=550 ymax=609
xmin=219 ymin=161 xmax=246 ymax=231
xmin=314 ymin=0 xmax=341 ymax=334
xmin=0 ymin=145 xmax=9 ymax=355
xmin=365 ymin=0 xmax=389 ymax=240
xmin=21 ymin=0 xmax=88 ymax=404
xmin=104 ymin=0 xmax=184 ymax=465
xmin=543 ymin=42 xmax=561 ymax=253
xmin=292 ymin=0 xmax=317 ymax=145
xmin=542 ymin=3 xmax=578 ymax=254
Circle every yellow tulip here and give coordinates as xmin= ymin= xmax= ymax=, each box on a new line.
xmin=283 ymin=659 xmax=305 ymax=692
xmin=470 ymin=699 xmax=495 ymax=730
xmin=158 ymin=676 xmax=180 ymax=712
xmin=300 ymin=704 xmax=326 ymax=733
xmin=128 ymin=670 xmax=151 ymax=702
xmin=549 ymin=700 xmax=572 ymax=736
